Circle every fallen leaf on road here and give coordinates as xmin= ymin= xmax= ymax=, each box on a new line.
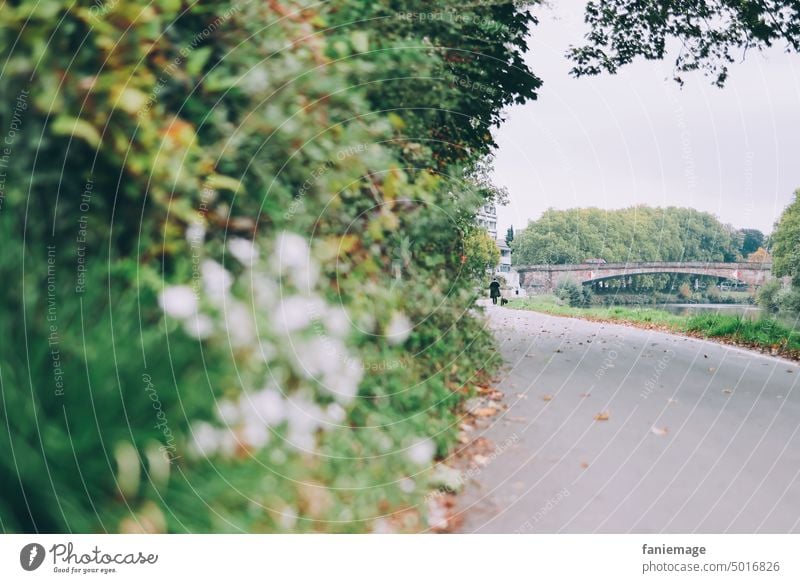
xmin=651 ymin=426 xmax=669 ymax=436
xmin=473 ymin=454 xmax=489 ymax=467
xmin=580 ymin=461 xmax=589 ymax=469
xmin=708 ymin=367 xmax=716 ymax=372
xmin=541 ymin=394 xmax=554 ymax=402
xmin=515 ymin=393 xmax=528 ymax=399
xmin=579 ymin=392 xmax=591 ymax=398
xmin=594 ymin=411 xmax=610 ymax=421
xmin=473 ymin=407 xmax=497 ymax=417
xmin=722 ymin=389 xmax=733 ymax=394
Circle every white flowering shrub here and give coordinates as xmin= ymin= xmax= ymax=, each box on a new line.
xmin=0 ymin=0 xmax=536 ymax=532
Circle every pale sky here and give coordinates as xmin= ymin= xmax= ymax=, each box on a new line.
xmin=492 ymin=1 xmax=800 ymax=236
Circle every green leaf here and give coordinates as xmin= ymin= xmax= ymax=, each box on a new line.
xmin=51 ymin=116 xmax=102 ymax=148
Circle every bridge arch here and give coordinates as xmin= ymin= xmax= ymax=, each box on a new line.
xmin=516 ymin=262 xmax=773 ymax=294
xmin=579 ymin=269 xmax=747 ymax=286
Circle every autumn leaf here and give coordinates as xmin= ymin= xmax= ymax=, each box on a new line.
xmin=594 ymin=411 xmax=610 ymax=421
xmin=473 ymin=407 xmax=497 ymax=417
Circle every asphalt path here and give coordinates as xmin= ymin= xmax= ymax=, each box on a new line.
xmin=458 ymin=305 xmax=800 ymax=533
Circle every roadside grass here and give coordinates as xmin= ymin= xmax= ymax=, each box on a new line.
xmin=508 ymin=295 xmax=800 ymax=356
xmin=684 ymin=314 xmax=800 ymax=351
xmin=508 ymin=296 xmax=686 ymax=328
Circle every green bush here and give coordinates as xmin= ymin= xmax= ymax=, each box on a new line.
xmin=554 ymin=280 xmax=591 ymax=307
xmin=778 ymin=288 xmax=800 ymax=315
xmin=0 ymin=1 xmax=537 ymax=532
xmin=757 ymin=280 xmax=783 ymax=313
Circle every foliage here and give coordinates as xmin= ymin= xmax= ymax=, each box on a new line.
xmin=0 ymin=0 xmax=533 ymax=533
xmin=747 ymin=247 xmax=772 ymax=263
xmin=511 ymin=206 xmax=740 ymax=264
xmin=778 ymin=288 xmax=800 ymax=315
xmin=570 ymin=0 xmax=800 ymax=87
xmin=554 ymin=280 xmax=592 ymax=307
xmin=464 ymin=229 xmax=501 ymax=278
xmin=685 ymin=314 xmax=800 ymax=352
xmin=758 ymin=280 xmax=784 ymax=313
xmin=677 ymin=282 xmax=692 ymax=300
xmin=739 ymin=229 xmax=766 ymax=257
xmin=337 ymin=2 xmax=542 ymax=167
xmin=506 ymin=225 xmax=515 ymax=246
xmin=468 ymin=154 xmax=511 ymax=206
xmin=771 ymin=190 xmax=800 ymax=286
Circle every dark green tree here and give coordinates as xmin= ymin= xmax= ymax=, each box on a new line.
xmin=506 ymin=225 xmax=515 ymax=246
xmin=738 ymin=228 xmax=766 ymax=257
xmin=570 ymin=0 xmax=800 ymax=86
xmin=771 ymin=190 xmax=800 ymax=285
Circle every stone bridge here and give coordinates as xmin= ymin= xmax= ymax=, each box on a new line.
xmin=516 ymin=262 xmax=773 ymax=293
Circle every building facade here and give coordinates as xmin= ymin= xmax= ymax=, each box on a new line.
xmin=476 ymin=203 xmax=498 ymax=240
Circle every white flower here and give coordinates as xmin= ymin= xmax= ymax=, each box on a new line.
xmin=158 ymin=286 xmax=198 ymax=320
xmin=274 ymin=296 xmax=314 ymax=334
xmin=201 ymin=260 xmax=233 ymax=304
xmin=252 ymin=274 xmax=278 ymax=310
xmin=325 ymin=403 xmax=346 ymax=424
xmin=289 ymin=258 xmax=320 ymax=290
xmin=287 ymin=427 xmax=316 ymax=452
xmin=295 ymin=336 xmax=346 ymax=378
xmin=240 ymin=67 xmax=269 ymax=94
xmin=240 ymin=421 xmax=270 ymax=449
xmin=286 ymin=394 xmax=323 ymax=434
xmin=186 ymin=222 xmax=206 ymax=245
xmin=386 ymin=312 xmax=413 ymax=345
xmin=227 ymin=237 xmax=259 ymax=266
xmin=324 ymin=306 xmax=351 ymax=337
xmin=215 ymin=399 xmax=240 ymax=425
xmin=399 ymin=478 xmax=415 ymax=494
xmin=407 ymin=438 xmax=436 ymax=465
xmin=241 ymin=388 xmax=286 ymax=426
xmin=183 ymin=313 xmax=214 ymax=339
xmin=189 ymin=421 xmax=219 ymax=458
xmin=218 ymin=428 xmax=239 ymax=457
xmin=224 ymin=302 xmax=256 ymax=348
xmin=272 ymin=231 xmax=310 ymax=274
xmin=322 ymin=361 xmax=363 ymax=405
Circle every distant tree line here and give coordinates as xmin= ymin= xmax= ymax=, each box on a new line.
xmin=511 ymin=206 xmax=765 ymax=265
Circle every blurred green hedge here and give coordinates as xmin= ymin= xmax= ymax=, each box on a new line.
xmin=0 ymin=0 xmax=538 ymax=532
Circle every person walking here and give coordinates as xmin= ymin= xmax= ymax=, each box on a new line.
xmin=489 ymin=278 xmax=501 ymax=305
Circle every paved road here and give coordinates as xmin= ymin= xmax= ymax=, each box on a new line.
xmin=457 ymin=305 xmax=800 ymax=533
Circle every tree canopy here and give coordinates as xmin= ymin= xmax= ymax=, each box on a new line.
xmin=771 ymin=190 xmax=800 ymax=285
xmin=570 ymin=0 xmax=800 ymax=86
xmin=511 ymin=206 xmax=745 ymax=264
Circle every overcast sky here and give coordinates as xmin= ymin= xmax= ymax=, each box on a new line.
xmin=492 ymin=1 xmax=800 ymax=236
